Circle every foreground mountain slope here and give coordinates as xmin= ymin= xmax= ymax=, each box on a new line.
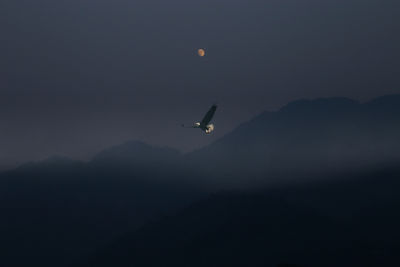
xmin=81 ymin=168 xmax=400 ymax=267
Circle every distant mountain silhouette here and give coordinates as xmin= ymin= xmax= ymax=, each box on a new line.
xmin=188 ymin=95 xmax=400 ymax=187
xmin=12 ymin=155 xmax=84 ymax=174
xmin=0 ymin=141 xmax=201 ymax=267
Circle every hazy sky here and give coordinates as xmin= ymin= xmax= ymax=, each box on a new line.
xmin=0 ymin=0 xmax=399 ymax=168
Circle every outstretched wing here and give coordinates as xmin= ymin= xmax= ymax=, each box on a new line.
xmin=201 ymin=105 xmax=217 ymax=126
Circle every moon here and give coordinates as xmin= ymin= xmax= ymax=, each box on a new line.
xmin=197 ymin=48 xmax=205 ymax=57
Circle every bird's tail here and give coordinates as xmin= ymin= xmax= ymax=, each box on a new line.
xmin=181 ymin=124 xmax=196 ymax=128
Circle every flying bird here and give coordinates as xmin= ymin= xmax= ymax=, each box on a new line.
xmin=182 ymin=105 xmax=217 ymax=134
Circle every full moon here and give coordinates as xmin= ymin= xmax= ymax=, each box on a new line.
xmin=197 ymin=48 xmax=205 ymax=57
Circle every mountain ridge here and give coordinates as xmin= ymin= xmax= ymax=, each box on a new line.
xmin=4 ymin=94 xmax=400 ymax=188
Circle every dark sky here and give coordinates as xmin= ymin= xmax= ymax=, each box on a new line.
xmin=0 ymin=0 xmax=399 ymax=168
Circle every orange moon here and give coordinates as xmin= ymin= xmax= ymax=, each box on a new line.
xmin=197 ymin=48 xmax=205 ymax=57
